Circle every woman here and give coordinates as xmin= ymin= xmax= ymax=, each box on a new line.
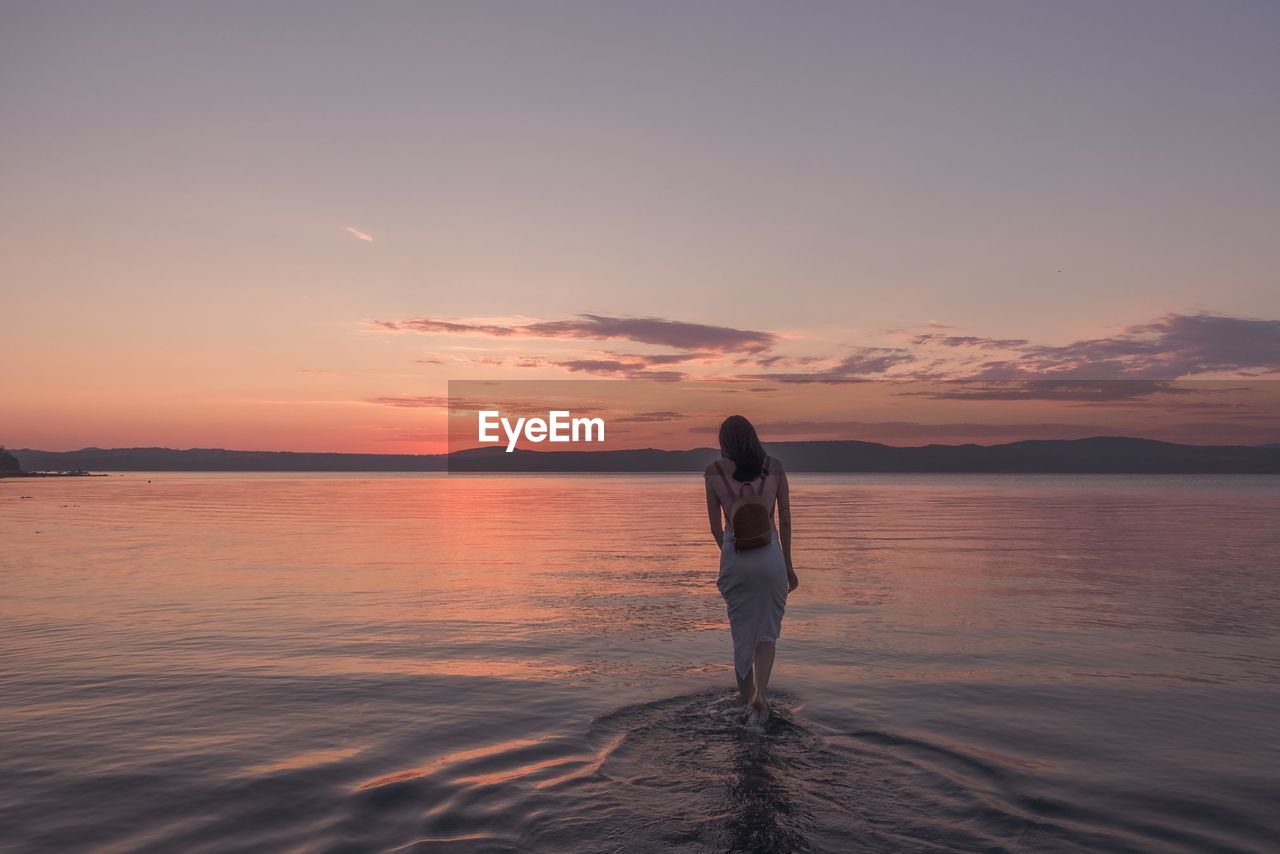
xmin=705 ymin=415 xmax=799 ymax=722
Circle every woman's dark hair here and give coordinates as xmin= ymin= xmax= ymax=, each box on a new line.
xmin=719 ymin=415 xmax=767 ymax=482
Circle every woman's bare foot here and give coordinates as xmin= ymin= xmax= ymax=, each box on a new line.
xmin=749 ymin=691 xmax=771 ymax=722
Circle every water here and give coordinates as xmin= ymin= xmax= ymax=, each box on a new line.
xmin=2 ymin=473 xmax=1278 ymax=852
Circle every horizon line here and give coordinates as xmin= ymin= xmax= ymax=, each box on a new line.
xmin=11 ymin=435 xmax=1280 ymax=456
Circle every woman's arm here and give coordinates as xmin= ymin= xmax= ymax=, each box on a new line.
xmin=705 ymin=473 xmax=724 ymax=548
xmin=776 ymin=463 xmax=799 ymax=591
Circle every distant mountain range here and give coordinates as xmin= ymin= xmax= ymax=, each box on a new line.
xmin=11 ymin=437 xmax=1280 ymax=474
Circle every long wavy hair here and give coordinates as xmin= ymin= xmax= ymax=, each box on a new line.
xmin=718 ymin=415 xmax=767 ymax=482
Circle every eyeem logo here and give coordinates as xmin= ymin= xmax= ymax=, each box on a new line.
xmin=477 ymin=410 xmax=606 ymax=452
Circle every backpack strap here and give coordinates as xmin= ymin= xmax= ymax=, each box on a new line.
xmin=715 ymin=458 xmax=769 ymax=498
xmin=715 ymin=461 xmax=738 ymax=496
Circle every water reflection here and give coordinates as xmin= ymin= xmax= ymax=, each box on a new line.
xmin=2 ymin=473 xmax=1278 ymax=851
xmin=723 ymin=717 xmax=811 ymax=853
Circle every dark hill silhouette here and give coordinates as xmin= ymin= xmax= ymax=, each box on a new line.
xmin=11 ymin=437 xmax=1280 ymax=474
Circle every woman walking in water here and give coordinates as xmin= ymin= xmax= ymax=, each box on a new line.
xmin=705 ymin=415 xmax=799 ymax=722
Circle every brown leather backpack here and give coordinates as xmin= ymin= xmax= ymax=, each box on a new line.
xmin=716 ymin=457 xmax=773 ymax=551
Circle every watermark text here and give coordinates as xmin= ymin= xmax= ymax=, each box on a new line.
xmin=477 ymin=410 xmax=606 ymax=452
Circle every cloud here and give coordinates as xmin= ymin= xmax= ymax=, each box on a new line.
xmin=739 ymin=347 xmax=916 ymax=383
xmin=554 ymin=359 xmax=686 ymax=381
xmin=751 ymin=354 xmax=826 ymax=369
xmin=345 ymin=226 xmax=374 ymax=243
xmin=903 ymin=380 xmax=1195 ymax=402
xmin=613 ymin=411 xmax=689 ymax=423
xmin=741 ymin=312 xmax=1280 ymax=384
xmin=371 ymin=309 xmax=1280 ymax=388
xmin=936 ymin=313 xmax=1280 ymax=380
xmin=365 ymin=393 xmax=610 ymax=417
xmin=609 ymin=352 xmax=702 ymax=366
xmin=448 ymin=352 xmax=691 ymax=380
xmin=365 ymin=395 xmax=451 ymax=409
xmin=373 ymin=313 xmax=776 ymax=353
xmin=910 ymin=334 xmax=1031 ymax=349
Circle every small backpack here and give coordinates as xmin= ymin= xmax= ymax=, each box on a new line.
xmin=716 ymin=457 xmax=773 ymax=551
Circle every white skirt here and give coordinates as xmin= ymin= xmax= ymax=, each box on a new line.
xmin=716 ymin=531 xmax=789 ymax=680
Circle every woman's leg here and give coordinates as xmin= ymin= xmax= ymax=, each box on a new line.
xmin=736 ymin=667 xmax=756 ymax=704
xmin=751 ymin=641 xmax=776 ymax=711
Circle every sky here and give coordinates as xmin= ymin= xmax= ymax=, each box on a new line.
xmin=2 ymin=1 xmax=1278 ymax=452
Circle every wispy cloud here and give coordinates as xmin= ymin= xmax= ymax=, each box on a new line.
xmin=970 ymin=313 xmax=1280 ymax=380
xmin=373 ymin=313 xmax=776 ymax=353
xmin=910 ymin=334 xmax=1031 ymax=350
xmin=553 ymin=359 xmax=687 ymax=382
xmin=901 ymin=380 xmax=1194 ymax=402
xmin=613 ymin=410 xmax=689 ymax=423
xmin=365 ymin=395 xmax=449 ymax=409
xmin=743 ymin=312 xmax=1280 ymax=383
xmin=379 ymin=310 xmax=1280 ymax=385
xmin=738 ymin=347 xmax=916 ymax=383
xmin=345 ymin=226 xmax=374 ymax=243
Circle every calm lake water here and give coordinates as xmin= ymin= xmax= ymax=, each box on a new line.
xmin=2 ymin=473 xmax=1278 ymax=853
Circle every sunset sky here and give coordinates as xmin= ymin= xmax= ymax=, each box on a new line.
xmin=3 ymin=2 xmax=1278 ymax=452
